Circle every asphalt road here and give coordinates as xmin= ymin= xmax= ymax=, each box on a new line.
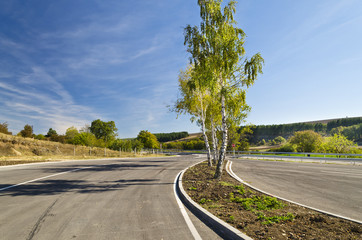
xmin=0 ymin=155 xmax=221 ymax=240
xmin=231 ymin=158 xmax=362 ymax=222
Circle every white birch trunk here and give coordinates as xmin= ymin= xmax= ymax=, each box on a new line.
xmin=211 ymin=120 xmax=218 ymax=165
xmin=198 ymin=91 xmax=212 ymax=166
xmin=201 ymin=117 xmax=212 ymax=166
xmin=215 ymin=94 xmax=228 ymax=179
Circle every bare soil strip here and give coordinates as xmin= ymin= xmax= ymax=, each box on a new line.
xmin=182 ymin=161 xmax=361 ymax=240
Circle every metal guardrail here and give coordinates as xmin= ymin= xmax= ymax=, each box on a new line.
xmin=228 ymin=151 xmax=362 ymax=164
xmin=144 ymin=149 xmax=362 ymax=164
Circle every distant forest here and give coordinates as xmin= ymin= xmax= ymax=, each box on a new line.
xmin=243 ymin=117 xmax=362 ymax=144
xmin=153 ymin=131 xmax=189 ymax=142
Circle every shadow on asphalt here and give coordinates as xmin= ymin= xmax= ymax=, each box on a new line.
xmin=0 ymin=178 xmax=173 ymax=197
xmin=28 ymin=163 xmax=163 ymax=174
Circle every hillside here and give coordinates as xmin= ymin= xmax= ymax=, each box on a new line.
xmin=245 ymin=116 xmax=362 ymax=144
xmin=289 ymin=117 xmax=358 ymax=125
xmin=0 ymin=132 xmax=134 ymax=165
xmin=169 ymin=132 xmax=203 ymax=142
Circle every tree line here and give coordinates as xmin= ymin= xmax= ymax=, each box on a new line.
xmin=0 ymin=120 xmax=163 ymax=153
xmin=153 ymin=131 xmax=189 ymax=142
xmin=244 ymin=117 xmax=362 ymax=144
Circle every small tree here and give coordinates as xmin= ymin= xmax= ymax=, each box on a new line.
xmin=73 ymin=132 xmax=98 ymax=146
xmin=90 ymin=119 xmax=118 ymax=144
xmin=0 ymin=122 xmax=12 ymax=135
xmin=323 ymin=134 xmax=356 ymax=154
xmin=65 ymin=126 xmax=79 ymax=143
xmin=289 ymin=130 xmax=323 ymax=153
xmin=273 ymin=136 xmax=286 ymax=145
xmin=19 ymin=124 xmax=33 ymax=138
xmin=46 ymin=128 xmax=58 ymax=138
xmin=137 ymin=130 xmax=159 ymax=149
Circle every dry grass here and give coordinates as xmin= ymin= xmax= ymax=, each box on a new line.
xmin=0 ymin=133 xmax=162 ymax=166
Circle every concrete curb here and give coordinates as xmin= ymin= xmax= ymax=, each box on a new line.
xmin=176 ymin=162 xmax=253 ymax=240
xmin=226 ymin=160 xmax=362 ymax=225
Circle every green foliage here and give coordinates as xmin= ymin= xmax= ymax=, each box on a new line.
xmin=90 ymin=119 xmax=118 ymax=142
xmin=219 ymin=181 xmax=235 ymax=187
xmin=257 ymin=212 xmax=295 ymax=225
xmin=273 ymin=136 xmax=286 ymax=145
xmin=322 ymin=134 xmax=357 ymax=154
xmin=46 ymin=128 xmax=57 ymax=138
xmin=230 ymin=194 xmax=284 ymax=211
xmin=163 ymin=139 xmax=206 ymax=150
xmin=0 ymin=122 xmax=12 ymax=135
xmin=330 ymin=123 xmax=362 ymax=142
xmin=19 ymin=124 xmax=33 ymax=138
xmin=34 ymin=134 xmax=45 ymax=140
xmin=246 ymin=117 xmax=362 ymax=144
xmin=199 ymin=198 xmax=211 ymax=204
xmin=327 ymin=117 xmax=362 ymax=132
xmin=65 ymin=126 xmax=79 ymax=143
xmin=153 ymin=132 xmax=189 ymax=142
xmin=137 ymin=130 xmax=160 ymax=149
xmin=273 ymin=143 xmax=298 ymax=152
xmin=72 ymin=132 xmax=99 ymax=147
xmin=109 ymin=139 xmax=143 ymax=152
xmin=50 ymin=134 xmax=66 ymax=143
xmin=289 ymin=130 xmax=323 ymax=152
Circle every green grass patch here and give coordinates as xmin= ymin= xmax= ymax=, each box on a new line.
xmin=257 ymin=212 xmax=295 ymax=225
xmin=229 ymin=194 xmax=284 ymax=211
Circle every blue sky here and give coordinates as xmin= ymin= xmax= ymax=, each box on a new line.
xmin=1 ymin=0 xmax=361 ymax=138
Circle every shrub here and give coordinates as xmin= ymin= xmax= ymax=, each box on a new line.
xmin=19 ymin=124 xmax=33 ymax=138
xmin=289 ymin=130 xmax=323 ymax=152
xmin=0 ymin=122 xmax=12 ymax=135
xmin=322 ymin=134 xmax=357 ymax=154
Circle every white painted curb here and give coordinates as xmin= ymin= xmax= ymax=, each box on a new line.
xmin=176 ymin=161 xmax=253 ymax=240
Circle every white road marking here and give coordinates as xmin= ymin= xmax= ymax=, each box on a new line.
xmin=0 ymin=165 xmax=104 ymax=192
xmin=173 ymin=171 xmax=202 ymax=240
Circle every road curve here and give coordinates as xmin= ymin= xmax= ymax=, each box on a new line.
xmin=231 ymin=158 xmax=362 ymax=222
xmin=0 ymin=156 xmax=221 ymax=240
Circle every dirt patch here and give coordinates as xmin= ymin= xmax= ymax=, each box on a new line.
xmin=183 ymin=161 xmax=361 ymax=240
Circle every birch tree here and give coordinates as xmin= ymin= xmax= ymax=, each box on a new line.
xmin=184 ymin=0 xmax=264 ymax=179
xmin=173 ymin=65 xmax=213 ymax=166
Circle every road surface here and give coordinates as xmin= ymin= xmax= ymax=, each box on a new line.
xmin=231 ymin=158 xmax=362 ymax=222
xmin=0 ymin=155 xmax=221 ymax=240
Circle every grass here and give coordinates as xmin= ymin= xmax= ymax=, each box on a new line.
xmin=0 ymin=132 xmax=165 ymax=166
xmin=257 ymin=212 xmax=295 ymax=225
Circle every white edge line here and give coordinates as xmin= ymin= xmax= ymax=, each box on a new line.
xmin=227 ymin=160 xmax=362 ymax=225
xmin=174 ymin=171 xmax=202 ymax=240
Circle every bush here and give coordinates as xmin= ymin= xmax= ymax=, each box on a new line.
xmin=0 ymin=122 xmax=12 ymax=135
xmin=34 ymin=134 xmax=46 ymax=140
xmin=137 ymin=130 xmax=160 ymax=149
xmin=273 ymin=143 xmax=298 ymax=152
xmin=289 ymin=130 xmax=323 ymax=152
xmin=19 ymin=125 xmax=33 ymax=138
xmin=322 ymin=134 xmax=357 ymax=154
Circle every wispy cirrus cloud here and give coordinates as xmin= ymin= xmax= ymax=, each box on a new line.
xmin=0 ymin=66 xmax=98 ymax=134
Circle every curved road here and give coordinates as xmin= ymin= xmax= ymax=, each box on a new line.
xmin=231 ymin=158 xmax=362 ymax=222
xmin=0 ymin=156 xmax=221 ymax=240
